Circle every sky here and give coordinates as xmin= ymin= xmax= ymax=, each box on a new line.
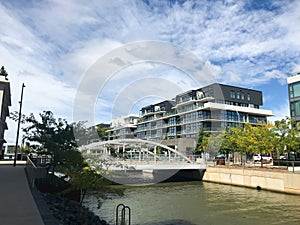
xmin=1 ymin=0 xmax=300 ymax=144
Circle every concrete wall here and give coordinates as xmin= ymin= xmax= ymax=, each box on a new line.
xmin=159 ymin=138 xmax=196 ymax=154
xmin=203 ymin=166 xmax=300 ymax=195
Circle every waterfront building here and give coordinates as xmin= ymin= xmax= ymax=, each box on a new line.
xmin=0 ymin=67 xmax=11 ymax=159
xmin=287 ymin=72 xmax=300 ymax=125
xmin=107 ymin=114 xmax=139 ymax=140
xmin=108 ymin=83 xmax=273 ymax=154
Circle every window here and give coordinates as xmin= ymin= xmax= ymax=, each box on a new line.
xmin=241 ymin=93 xmax=245 ymax=100
xmin=289 ymin=82 xmax=300 ymax=98
xmin=247 ymin=94 xmax=251 ymax=101
xmin=291 ymin=101 xmax=300 ymax=117
xmin=236 ymin=92 xmax=240 ymax=99
xmin=227 ymin=111 xmax=239 ymax=121
xmin=230 ymin=91 xmax=236 ymax=98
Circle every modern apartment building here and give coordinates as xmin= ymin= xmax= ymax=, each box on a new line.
xmin=108 ymin=114 xmax=139 ymax=140
xmin=0 ymin=69 xmax=11 ymax=159
xmin=287 ymin=72 xmax=300 ymax=125
xmin=108 ymin=83 xmax=273 ymax=154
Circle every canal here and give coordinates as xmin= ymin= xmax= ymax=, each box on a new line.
xmin=86 ymin=181 xmax=300 ymax=225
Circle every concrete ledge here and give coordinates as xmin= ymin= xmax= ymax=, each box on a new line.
xmin=203 ymin=166 xmax=300 ymax=194
xmin=0 ymin=160 xmax=27 ymax=165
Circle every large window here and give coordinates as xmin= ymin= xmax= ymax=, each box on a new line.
xmin=230 ymin=91 xmax=236 ymax=98
xmin=291 ymin=101 xmax=300 ymax=117
xmin=249 ymin=115 xmax=267 ymax=124
xmin=289 ymin=82 xmax=300 ymax=98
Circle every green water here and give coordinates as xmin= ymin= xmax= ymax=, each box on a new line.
xmin=86 ymin=182 xmax=300 ymax=225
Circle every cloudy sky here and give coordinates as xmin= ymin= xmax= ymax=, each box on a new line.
xmin=1 ymin=0 xmax=300 ymax=144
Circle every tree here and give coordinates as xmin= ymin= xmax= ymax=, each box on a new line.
xmin=15 ymin=110 xmax=122 ymax=205
xmin=72 ymin=122 xmax=109 ymax=146
xmin=226 ymin=125 xmax=246 ymax=164
xmin=65 ymin=167 xmax=123 ymax=206
xmin=195 ymin=127 xmax=209 ymax=153
xmin=245 ymin=123 xmax=277 ymax=167
xmin=96 ymin=124 xmax=109 ymax=141
xmin=22 ymin=111 xmax=81 ymax=167
xmin=273 ymin=117 xmax=300 ymax=155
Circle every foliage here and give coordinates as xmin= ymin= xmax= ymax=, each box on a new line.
xmin=195 ymin=128 xmax=209 ymax=152
xmin=21 ymin=111 xmax=80 ymax=166
xmin=72 ymin=122 xmax=109 ymax=146
xmin=96 ymin=124 xmax=109 ymax=141
xmin=273 ymin=117 xmax=300 ymax=154
xmin=198 ymin=121 xmax=291 ymax=166
xmin=63 ymin=167 xmax=123 ymax=206
xmin=11 ymin=110 xmax=122 ymax=204
xmin=204 ymin=132 xmax=225 ymax=156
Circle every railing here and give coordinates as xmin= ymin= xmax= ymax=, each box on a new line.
xmin=273 ymin=160 xmax=300 ymax=173
xmin=116 ymin=203 xmax=131 ymax=225
xmin=25 ymin=156 xmax=48 ymax=188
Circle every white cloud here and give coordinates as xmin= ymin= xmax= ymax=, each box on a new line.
xmin=265 ymin=70 xmax=287 ymax=85
xmin=292 ymin=65 xmax=300 ymax=74
xmin=1 ymin=0 xmax=300 ymax=143
xmin=59 ymin=38 xmax=123 ymax=84
xmin=268 ymin=99 xmax=290 ymax=124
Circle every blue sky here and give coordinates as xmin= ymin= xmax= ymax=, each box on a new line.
xmin=1 ymin=0 xmax=300 ymax=143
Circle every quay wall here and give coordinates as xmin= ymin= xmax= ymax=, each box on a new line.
xmin=203 ymin=166 xmax=300 ymax=195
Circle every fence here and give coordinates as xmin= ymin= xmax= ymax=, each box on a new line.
xmin=25 ymin=156 xmax=48 ymax=188
xmin=273 ymin=160 xmax=300 ymax=173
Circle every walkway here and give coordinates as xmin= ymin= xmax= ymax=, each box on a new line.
xmin=0 ymin=165 xmax=45 ymax=225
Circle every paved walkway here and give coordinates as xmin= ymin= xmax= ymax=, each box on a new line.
xmin=0 ymin=165 xmax=45 ymax=225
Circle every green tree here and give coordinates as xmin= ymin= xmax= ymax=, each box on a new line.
xmin=245 ymin=123 xmax=277 ymax=167
xmin=226 ymin=125 xmax=246 ymax=164
xmin=63 ymin=166 xmax=123 ymax=206
xmin=17 ymin=110 xmax=122 ymax=205
xmin=273 ymin=117 xmax=300 ymax=155
xmin=22 ymin=111 xmax=81 ymax=167
xmin=195 ymin=127 xmax=209 ymax=153
xmin=96 ymin=124 xmax=109 ymax=141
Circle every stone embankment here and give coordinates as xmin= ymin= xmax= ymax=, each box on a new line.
xmin=203 ymin=166 xmax=300 ymax=194
xmin=42 ymin=193 xmax=109 ymax=225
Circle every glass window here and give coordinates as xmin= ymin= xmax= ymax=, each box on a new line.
xmin=291 ymin=101 xmax=300 ymax=117
xmin=236 ymin=92 xmax=240 ymax=99
xmin=247 ymin=94 xmax=251 ymax=101
xmin=230 ymin=91 xmax=236 ymax=98
xmin=289 ymin=82 xmax=300 ymax=98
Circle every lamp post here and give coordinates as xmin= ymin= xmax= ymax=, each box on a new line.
xmin=13 ymin=83 xmax=25 ymax=167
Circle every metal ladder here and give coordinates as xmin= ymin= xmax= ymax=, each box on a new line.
xmin=115 ymin=203 xmax=131 ymax=225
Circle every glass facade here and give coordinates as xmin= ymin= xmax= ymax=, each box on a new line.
xmin=289 ymin=81 xmax=300 ymax=98
xmin=110 ymin=83 xmax=271 ymax=141
xmin=290 ymin=101 xmax=300 ymax=117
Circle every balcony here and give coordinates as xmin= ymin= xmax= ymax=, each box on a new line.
xmin=174 ymin=96 xmax=214 ymax=109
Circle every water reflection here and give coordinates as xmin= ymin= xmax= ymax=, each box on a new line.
xmin=86 ymin=182 xmax=300 ymax=225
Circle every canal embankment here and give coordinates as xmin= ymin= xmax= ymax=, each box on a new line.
xmin=203 ymin=166 xmax=300 ymax=194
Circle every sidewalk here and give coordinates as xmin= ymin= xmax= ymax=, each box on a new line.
xmin=0 ymin=165 xmax=45 ymax=225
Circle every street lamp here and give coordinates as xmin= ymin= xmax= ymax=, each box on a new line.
xmin=13 ymin=83 xmax=25 ymax=167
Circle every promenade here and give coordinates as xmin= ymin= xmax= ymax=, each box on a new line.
xmin=0 ymin=163 xmax=45 ymax=225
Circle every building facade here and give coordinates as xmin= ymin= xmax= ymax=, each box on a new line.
xmin=287 ymin=72 xmax=300 ymax=124
xmin=0 ymin=72 xmax=11 ymax=159
xmin=108 ymin=83 xmax=273 ymax=154
xmin=108 ymin=114 xmax=139 ymax=140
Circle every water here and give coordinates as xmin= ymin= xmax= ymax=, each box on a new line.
xmin=86 ymin=182 xmax=300 ymax=225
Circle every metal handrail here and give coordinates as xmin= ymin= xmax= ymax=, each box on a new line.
xmin=25 ymin=156 xmax=48 ymax=188
xmin=116 ymin=203 xmax=131 ymax=225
